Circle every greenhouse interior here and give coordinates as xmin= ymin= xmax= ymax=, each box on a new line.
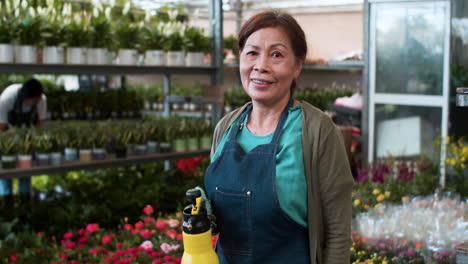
xmin=0 ymin=0 xmax=467 ymax=263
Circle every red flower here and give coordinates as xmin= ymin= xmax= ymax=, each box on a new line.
xmin=123 ymin=224 xmax=133 ymax=230
xmin=63 ymin=232 xmax=74 ymax=240
xmin=78 ymin=236 xmax=88 ymax=244
xmin=151 ymin=252 xmax=162 ymax=258
xmin=174 ymin=257 xmax=182 ymax=263
xmin=101 ymin=235 xmax=112 ymax=244
xmin=60 ymin=253 xmax=68 ymax=260
xmin=37 ymin=249 xmax=44 ymax=255
xmin=143 ymin=205 xmax=154 ymax=216
xmin=153 ymin=260 xmax=163 ymax=264
xmin=176 ymin=156 xmax=206 ymax=176
xmin=86 ymin=223 xmax=99 ymax=233
xmin=10 ymin=253 xmax=18 ymax=262
xmin=71 ymin=260 xmax=78 ymax=264
xmin=78 ymin=228 xmax=85 ymax=236
xmin=140 ymin=229 xmax=152 ymax=239
xmin=163 ymin=256 xmax=172 ymax=261
xmin=116 ymin=242 xmax=123 ymax=248
xmin=134 ymin=221 xmax=144 ymax=230
xmin=166 ymin=229 xmax=177 ymax=239
xmin=65 ymin=241 xmax=76 ymax=250
xmin=176 ymin=234 xmax=183 ymax=241
xmin=155 ymin=219 xmax=167 ymax=230
xmin=89 ymin=248 xmax=99 ymax=254
xmin=37 ymin=232 xmax=43 ymax=236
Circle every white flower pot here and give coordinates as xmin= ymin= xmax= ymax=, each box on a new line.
xmin=186 ymin=52 xmax=205 ymax=67
xmin=15 ymin=45 xmax=37 ymax=64
xmin=66 ymin=47 xmax=87 ymax=64
xmin=87 ymin=48 xmax=108 ymax=65
xmin=166 ymin=51 xmax=185 ymax=66
xmin=144 ymin=50 xmax=166 ymax=66
xmin=117 ymin=49 xmax=139 ymax=65
xmin=43 ymin=46 xmax=64 ymax=64
xmin=0 ymin=44 xmax=14 ymax=63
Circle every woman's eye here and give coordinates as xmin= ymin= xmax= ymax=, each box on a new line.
xmin=246 ymin=51 xmax=257 ymax=56
xmin=272 ymin=52 xmax=282 ymax=58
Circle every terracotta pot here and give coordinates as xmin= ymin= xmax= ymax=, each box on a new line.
xmin=17 ymin=155 xmax=32 ymax=168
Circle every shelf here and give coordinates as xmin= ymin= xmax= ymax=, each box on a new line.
xmin=0 ymin=63 xmax=217 ymax=75
xmin=225 ymin=61 xmax=363 ymax=71
xmin=142 ymin=111 xmax=211 ymax=118
xmin=0 ymin=149 xmax=210 ymax=180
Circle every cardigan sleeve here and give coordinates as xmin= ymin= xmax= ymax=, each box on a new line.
xmin=317 ymin=116 xmax=354 ymax=264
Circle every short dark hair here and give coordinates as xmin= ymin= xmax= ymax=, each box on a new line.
xmin=22 ymin=79 xmax=43 ymax=98
xmin=238 ymin=11 xmax=308 ymax=93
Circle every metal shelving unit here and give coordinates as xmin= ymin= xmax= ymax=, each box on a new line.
xmin=0 ymin=150 xmax=210 ymax=180
xmin=225 ymin=61 xmax=364 ymax=71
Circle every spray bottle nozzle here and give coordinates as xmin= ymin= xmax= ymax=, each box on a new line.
xmin=186 ymin=188 xmax=202 ymax=215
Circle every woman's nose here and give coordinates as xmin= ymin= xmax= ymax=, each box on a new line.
xmin=254 ymin=54 xmax=269 ymax=73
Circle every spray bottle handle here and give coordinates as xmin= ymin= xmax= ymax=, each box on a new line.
xmin=186 ymin=188 xmax=202 ymax=215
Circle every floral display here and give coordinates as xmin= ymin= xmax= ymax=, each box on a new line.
xmin=1 ymin=205 xmax=186 ymax=264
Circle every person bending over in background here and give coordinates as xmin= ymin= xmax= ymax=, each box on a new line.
xmin=0 ymin=78 xmax=47 ymax=132
xmin=204 ymin=10 xmax=354 ymax=264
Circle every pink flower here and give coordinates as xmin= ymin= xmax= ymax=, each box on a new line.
xmin=86 ymin=223 xmax=99 ymax=233
xmin=123 ymin=224 xmax=133 ymax=230
xmin=167 ymin=219 xmax=180 ymax=228
xmin=71 ymin=260 xmax=78 ymax=264
xmin=174 ymin=257 xmax=182 ymax=263
xmin=65 ymin=241 xmax=76 ymax=250
xmin=89 ymin=248 xmax=99 ymax=254
xmin=101 ymin=235 xmax=112 ymax=244
xmin=153 ymin=260 xmax=163 ymax=264
xmin=60 ymin=253 xmax=68 ymax=260
xmin=63 ymin=232 xmax=74 ymax=240
xmin=160 ymin=243 xmax=180 ymax=254
xmin=166 ymin=229 xmax=177 ymax=239
xmin=163 ymin=255 xmax=172 ymax=261
xmin=78 ymin=236 xmax=88 ymax=244
xmin=143 ymin=205 xmax=154 ymax=216
xmin=116 ymin=242 xmax=123 ymax=248
xmin=140 ymin=229 xmax=152 ymax=239
xmin=10 ymin=253 xmax=18 ymax=262
xmin=78 ymin=228 xmax=85 ymax=236
xmin=155 ymin=219 xmax=167 ymax=230
xmin=134 ymin=221 xmax=144 ymax=230
xmin=151 ymin=252 xmax=162 ymax=257
xmin=176 ymin=234 xmax=183 ymax=241
xmin=140 ymin=240 xmax=154 ymax=250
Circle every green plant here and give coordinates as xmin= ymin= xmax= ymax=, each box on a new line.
xmin=183 ymin=27 xmax=210 ymax=53
xmin=224 ymin=34 xmax=239 ymax=55
xmin=64 ymin=16 xmax=88 ymax=47
xmin=165 ymin=32 xmax=184 ymax=51
xmin=224 ymin=87 xmax=250 ymax=108
xmin=15 ymin=12 xmax=43 ymax=45
xmin=41 ymin=18 xmax=65 ymax=47
xmin=0 ymin=17 xmax=16 ymax=44
xmin=114 ymin=123 xmax=132 ymax=149
xmin=294 ymin=87 xmax=354 ymax=111
xmin=88 ymin=13 xmax=112 ymax=48
xmin=141 ymin=25 xmax=167 ymax=51
xmin=0 ymin=131 xmax=17 ymax=156
xmin=33 ymin=131 xmax=53 ymax=153
xmin=114 ymin=22 xmax=141 ymax=50
xmin=16 ymin=129 xmax=33 ymax=155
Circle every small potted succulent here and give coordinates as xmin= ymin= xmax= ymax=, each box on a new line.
xmin=183 ymin=26 xmax=210 ymax=67
xmin=62 ymin=125 xmax=79 ymax=161
xmin=92 ymin=127 xmax=107 ymax=160
xmin=33 ymin=130 xmax=53 ymax=166
xmin=131 ymin=124 xmax=148 ymax=156
xmin=16 ymin=129 xmax=33 ymax=168
xmin=0 ymin=131 xmax=18 ymax=169
xmin=142 ymin=25 xmax=167 ymax=66
xmin=77 ymin=127 xmax=93 ymax=162
xmin=145 ymin=122 xmax=160 ymax=153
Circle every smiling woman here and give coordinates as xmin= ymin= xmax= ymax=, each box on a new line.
xmin=204 ymin=10 xmax=354 ymax=264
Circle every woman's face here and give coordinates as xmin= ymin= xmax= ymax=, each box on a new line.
xmin=239 ymin=27 xmax=302 ymax=107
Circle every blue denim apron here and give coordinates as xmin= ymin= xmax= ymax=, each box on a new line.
xmin=205 ymin=99 xmax=309 ymax=264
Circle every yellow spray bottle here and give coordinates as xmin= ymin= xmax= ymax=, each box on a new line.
xmin=181 ymin=188 xmax=219 ymax=264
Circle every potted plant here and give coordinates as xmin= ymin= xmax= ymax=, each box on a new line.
xmin=50 ymin=128 xmax=64 ymax=166
xmin=224 ymin=34 xmax=239 ymax=63
xmin=186 ymin=119 xmax=201 ymax=151
xmin=159 ymin=117 xmax=173 ymax=153
xmin=77 ymin=126 xmax=93 ymax=162
xmin=131 ymin=123 xmax=148 ymax=155
xmin=41 ymin=17 xmax=66 ymax=64
xmin=16 ymin=129 xmax=33 ymax=168
xmin=115 ymin=21 xmax=141 ymax=65
xmin=172 ymin=117 xmax=188 ymax=152
xmin=33 ymin=130 xmax=53 ymax=166
xmin=142 ymin=25 xmax=167 ymax=66
xmin=14 ymin=9 xmax=42 ymax=64
xmin=0 ymin=131 xmax=18 ymax=169
xmin=183 ymin=27 xmax=210 ymax=67
xmin=87 ymin=8 xmax=112 ymax=65
xmin=64 ymin=15 xmax=88 ymax=64
xmin=165 ymin=31 xmax=185 ymax=66
xmin=114 ymin=123 xmax=132 ymax=158
xmin=92 ymin=125 xmax=107 ymax=160
xmin=144 ymin=122 xmax=160 ymax=153
xmin=0 ymin=10 xmax=15 ymax=63
xmin=200 ymin=119 xmax=213 ymax=149
xmin=62 ymin=124 xmax=79 ymax=161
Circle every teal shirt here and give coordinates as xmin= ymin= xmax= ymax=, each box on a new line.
xmin=212 ymin=105 xmax=307 ymax=228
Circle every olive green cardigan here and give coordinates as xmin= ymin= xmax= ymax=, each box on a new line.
xmin=210 ymin=101 xmax=354 ymax=264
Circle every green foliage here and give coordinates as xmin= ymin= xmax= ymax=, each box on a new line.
xmin=40 ymin=19 xmax=65 ymax=46
xmin=224 ymin=87 xmax=250 ymax=107
xmin=114 ymin=22 xmax=141 ymax=50
xmin=141 ymin=25 xmax=167 ymax=51
xmin=0 ymin=131 xmax=18 ymax=156
xmin=15 ymin=14 xmax=43 ymax=45
xmin=0 ymin=17 xmax=16 ymax=43
xmin=64 ymin=18 xmax=88 ymax=47
xmin=88 ymin=15 xmax=112 ymax=48
xmin=33 ymin=130 xmax=53 ymax=153
xmin=294 ymin=88 xmax=354 ymax=111
xmin=224 ymin=34 xmax=239 ymax=54
xmin=165 ymin=32 xmax=184 ymax=51
xmin=183 ymin=27 xmax=210 ymax=53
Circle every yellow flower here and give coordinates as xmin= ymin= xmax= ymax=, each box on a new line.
xmin=354 ymin=199 xmax=361 ymax=206
xmin=364 ymin=204 xmax=370 ymax=209
xmin=376 ymin=194 xmax=385 ymax=202
xmin=384 ymin=191 xmax=391 ymax=197
xmin=372 ymin=189 xmax=380 ymax=195
xmin=382 ymin=261 xmax=388 ymax=264
xmin=374 ymin=203 xmax=383 ymax=209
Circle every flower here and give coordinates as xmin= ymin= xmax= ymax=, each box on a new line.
xmin=143 ymin=205 xmax=154 ymax=216
xmin=167 ymin=219 xmax=180 ymax=228
xmin=140 ymin=229 xmax=152 ymax=239
xmin=354 ymin=199 xmax=361 ymax=206
xmin=124 ymin=223 xmax=133 ymax=230
xmin=155 ymin=219 xmax=167 ymax=230
xmin=63 ymin=232 xmax=74 ymax=239
xmin=134 ymin=221 xmax=144 ymax=229
xmin=101 ymin=234 xmax=112 ymax=244
xmin=160 ymin=243 xmax=180 ymax=254
xmin=10 ymin=253 xmax=18 ymax=262
xmin=376 ymin=194 xmax=385 ymax=202
xmin=86 ymin=223 xmax=99 ymax=233
xmin=372 ymin=189 xmax=380 ymax=195
xmin=140 ymin=240 xmax=154 ymax=250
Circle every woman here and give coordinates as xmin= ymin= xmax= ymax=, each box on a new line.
xmin=205 ymin=10 xmax=354 ymax=264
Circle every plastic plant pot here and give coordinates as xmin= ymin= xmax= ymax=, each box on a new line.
xmin=1 ymin=156 xmax=16 ymax=170
xmin=115 ymin=147 xmax=127 ymax=158
xmin=200 ymin=136 xmax=212 ymax=149
xmin=134 ymin=145 xmax=147 ymax=156
xmin=64 ymin=148 xmax=78 ymax=161
xmin=173 ymin=139 xmax=187 ymax=152
xmin=50 ymin=152 xmax=62 ymax=166
xmin=187 ymin=138 xmax=199 ymax=151
xmin=92 ymin=148 xmax=106 ymax=160
xmin=159 ymin=142 xmax=171 ymax=153
xmin=79 ymin=149 xmax=92 ymax=162
xmin=147 ymin=141 xmax=159 ymax=153
xmin=36 ymin=153 xmax=50 ymax=166
xmin=17 ymin=155 xmax=33 ymax=168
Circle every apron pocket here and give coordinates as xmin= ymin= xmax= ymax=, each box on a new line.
xmin=214 ymin=186 xmax=253 ymax=256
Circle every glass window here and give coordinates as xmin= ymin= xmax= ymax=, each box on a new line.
xmin=374 ymin=3 xmax=446 ymax=95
